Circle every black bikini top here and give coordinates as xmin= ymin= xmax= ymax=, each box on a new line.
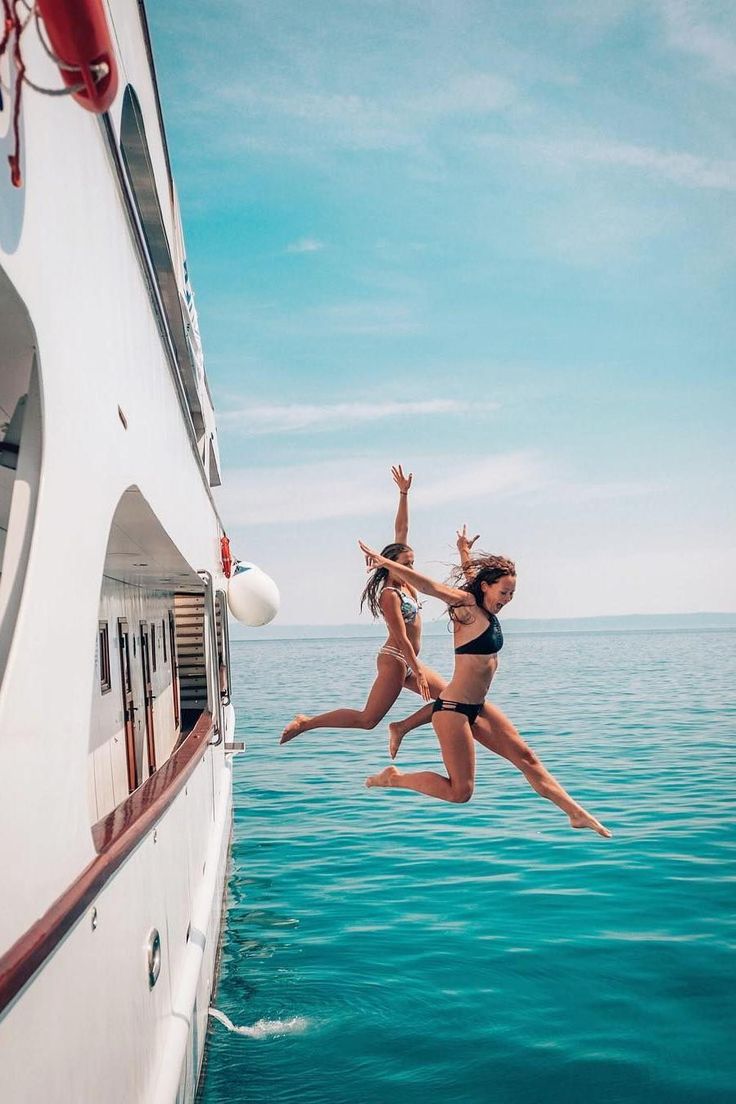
xmin=454 ymin=613 xmax=504 ymax=656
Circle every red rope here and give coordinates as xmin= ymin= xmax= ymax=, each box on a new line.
xmin=0 ymin=0 xmax=12 ymax=57
xmin=1 ymin=3 xmax=109 ymax=187
xmin=8 ymin=3 xmax=26 ymax=186
xmin=0 ymin=1 xmax=25 ymax=187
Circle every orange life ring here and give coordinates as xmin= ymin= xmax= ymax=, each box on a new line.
xmin=36 ymin=0 xmax=118 ymax=113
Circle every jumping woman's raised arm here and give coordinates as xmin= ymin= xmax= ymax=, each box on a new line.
xmin=358 ymin=541 xmax=469 ymax=608
xmin=456 ymin=524 xmax=480 ymax=580
xmin=392 ymin=464 xmax=412 ymax=544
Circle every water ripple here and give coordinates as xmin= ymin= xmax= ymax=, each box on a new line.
xmin=200 ymin=629 xmax=736 ymax=1104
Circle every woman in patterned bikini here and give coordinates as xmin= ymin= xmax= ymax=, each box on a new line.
xmin=280 ymin=466 xmax=445 ymax=744
xmin=358 ymin=537 xmax=611 ymax=838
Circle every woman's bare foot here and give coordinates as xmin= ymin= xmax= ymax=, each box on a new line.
xmin=569 ymin=809 xmax=612 ymax=838
xmin=388 ymin=723 xmax=405 ymax=760
xmin=280 ymin=715 xmax=310 ymax=745
xmin=365 ymin=765 xmax=401 ymax=789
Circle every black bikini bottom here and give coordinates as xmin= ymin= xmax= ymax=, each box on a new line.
xmin=431 ymin=698 xmax=483 ymax=726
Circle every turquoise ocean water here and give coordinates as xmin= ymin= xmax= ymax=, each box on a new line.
xmin=199 ymin=630 xmax=735 ymax=1103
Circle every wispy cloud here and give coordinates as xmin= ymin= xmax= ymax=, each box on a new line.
xmin=215 ymin=451 xmax=660 ymax=526
xmin=529 ymin=190 xmax=672 ymax=266
xmin=659 ymin=0 xmax=736 ymax=79
xmin=545 ymin=0 xmax=636 ymax=39
xmin=285 ymin=237 xmax=326 ymax=253
xmin=488 ymin=134 xmax=736 ymax=191
xmin=220 ymin=399 xmax=499 ymax=436
xmin=216 ymin=452 xmax=541 ymax=525
xmin=214 ymin=70 xmax=518 ymax=155
xmin=538 ymin=478 xmax=663 ymax=506
xmin=411 ymin=73 xmax=516 ymax=116
xmin=314 ymin=301 xmax=421 ymax=335
xmin=217 ymin=86 xmax=417 ymax=153
xmin=203 ymin=295 xmax=423 ymax=338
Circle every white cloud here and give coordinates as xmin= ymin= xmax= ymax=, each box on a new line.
xmin=202 ymin=295 xmax=423 ymax=338
xmin=517 ymin=544 xmax=736 ymax=618
xmin=218 ymin=85 xmax=420 ymax=152
xmin=214 ymin=70 xmax=517 ymax=155
xmin=215 ymin=448 xmax=663 ymax=528
xmin=220 ymin=399 xmax=499 ymax=436
xmin=500 ymin=135 xmax=736 ymax=191
xmin=314 ymin=300 xmax=421 ymax=335
xmin=285 ymin=237 xmax=326 ymax=253
xmin=218 ymin=467 xmax=732 ymax=622
xmin=215 ymin=452 xmax=541 ymax=525
xmin=537 ymin=478 xmax=663 ymax=506
xmin=529 ymin=190 xmax=672 ymax=266
xmin=659 ymin=1 xmax=736 ymax=78
xmin=546 ymin=0 xmax=636 ymax=38
xmin=411 ymin=73 xmax=517 ymax=116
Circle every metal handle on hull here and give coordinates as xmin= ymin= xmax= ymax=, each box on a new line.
xmin=147 ymin=928 xmax=162 ymax=988
xmin=198 ymin=571 xmax=224 ymax=746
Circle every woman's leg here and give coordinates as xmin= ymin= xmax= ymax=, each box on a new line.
xmin=388 ymin=665 xmax=446 ymax=759
xmin=367 ymin=711 xmax=475 ymax=803
xmin=280 ymin=654 xmax=407 ymax=743
xmin=472 ymin=702 xmax=611 ymax=838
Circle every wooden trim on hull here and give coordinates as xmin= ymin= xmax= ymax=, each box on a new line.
xmin=0 ymin=712 xmax=213 ymax=1017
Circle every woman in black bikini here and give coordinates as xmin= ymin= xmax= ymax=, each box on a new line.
xmin=280 ymin=466 xmax=445 ymax=744
xmin=358 ymin=538 xmax=611 ymax=838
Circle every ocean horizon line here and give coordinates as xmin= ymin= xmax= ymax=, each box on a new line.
xmin=229 ymin=610 xmax=736 ymax=641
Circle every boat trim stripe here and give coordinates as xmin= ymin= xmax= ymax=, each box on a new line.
xmin=0 ymin=711 xmax=213 ymax=1017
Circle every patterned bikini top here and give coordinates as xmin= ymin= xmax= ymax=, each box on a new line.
xmin=383 ymin=586 xmax=422 ymax=625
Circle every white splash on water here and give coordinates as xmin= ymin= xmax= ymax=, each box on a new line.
xmin=209 ymin=1006 xmax=310 ymax=1038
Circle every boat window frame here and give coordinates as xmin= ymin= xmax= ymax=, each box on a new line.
xmin=98 ymin=620 xmax=111 ymax=694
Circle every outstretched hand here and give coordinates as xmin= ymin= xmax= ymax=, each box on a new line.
xmin=359 ymin=539 xmax=383 ymax=570
xmin=391 ymin=464 xmax=413 ymax=494
xmin=456 ymin=523 xmax=480 ymax=555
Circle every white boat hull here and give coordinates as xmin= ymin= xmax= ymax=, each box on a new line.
xmin=0 ymin=3 xmax=244 ymax=1099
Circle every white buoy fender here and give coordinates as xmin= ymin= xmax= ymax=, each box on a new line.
xmin=227 ymin=562 xmax=280 ymax=626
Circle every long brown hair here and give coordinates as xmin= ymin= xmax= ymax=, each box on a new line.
xmin=447 ymin=552 xmax=516 ymax=624
xmin=360 ymin=543 xmax=412 ymax=619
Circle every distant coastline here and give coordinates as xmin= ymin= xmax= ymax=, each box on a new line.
xmin=229 ymin=611 xmax=736 ymax=641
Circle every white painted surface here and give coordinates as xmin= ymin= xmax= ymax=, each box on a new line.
xmin=0 ymin=3 xmax=243 ymax=1100
xmin=0 ymin=742 xmax=233 ymax=1103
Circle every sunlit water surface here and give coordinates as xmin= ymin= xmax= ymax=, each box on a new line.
xmin=198 ymin=630 xmax=736 ymax=1103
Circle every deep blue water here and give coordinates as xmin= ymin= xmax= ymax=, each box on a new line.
xmin=199 ymin=630 xmax=736 ymax=1103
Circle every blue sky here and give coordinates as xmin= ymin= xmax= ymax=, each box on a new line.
xmin=149 ymin=1 xmax=735 ymax=623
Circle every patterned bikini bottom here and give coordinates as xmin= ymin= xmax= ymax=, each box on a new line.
xmin=378 ymin=644 xmax=413 ymax=679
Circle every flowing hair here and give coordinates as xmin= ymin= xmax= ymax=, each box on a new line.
xmin=446 ymin=552 xmax=516 ymax=625
xmin=360 ymin=543 xmax=412 ymax=619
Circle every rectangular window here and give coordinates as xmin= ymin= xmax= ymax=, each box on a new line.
xmin=162 ymin=617 xmax=167 ymax=663
xmin=98 ymin=621 xmax=111 ymax=694
xmin=151 ymin=623 xmax=157 ymax=672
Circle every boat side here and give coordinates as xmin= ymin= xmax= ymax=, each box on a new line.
xmin=0 ymin=3 xmax=239 ymax=1099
